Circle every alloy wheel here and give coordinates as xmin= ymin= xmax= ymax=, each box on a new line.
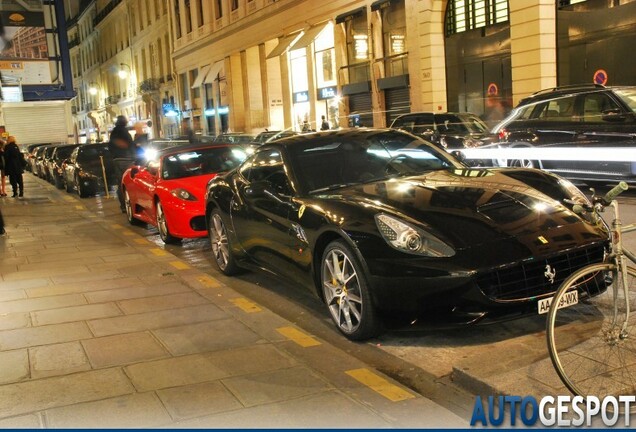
xmin=210 ymin=213 xmax=229 ymax=270
xmin=322 ymin=248 xmax=363 ymax=334
xmin=125 ymin=191 xmax=133 ymax=222
xmin=156 ymin=201 xmax=168 ymax=240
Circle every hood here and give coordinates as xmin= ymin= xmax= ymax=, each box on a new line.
xmin=317 ymin=168 xmax=605 ymax=251
xmin=161 ymin=174 xmax=218 ymax=199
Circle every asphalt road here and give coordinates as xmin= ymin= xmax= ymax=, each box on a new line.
xmin=70 ymin=178 xmax=636 ymax=418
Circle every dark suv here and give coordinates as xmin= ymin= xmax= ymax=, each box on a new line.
xmin=493 ymin=84 xmax=636 ymax=184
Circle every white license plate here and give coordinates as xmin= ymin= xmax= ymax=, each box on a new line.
xmin=538 ymin=290 xmax=579 ymax=314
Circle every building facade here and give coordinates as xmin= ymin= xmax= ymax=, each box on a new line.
xmin=67 ymin=0 xmax=636 ymax=140
xmin=66 ymin=0 xmax=176 ymax=142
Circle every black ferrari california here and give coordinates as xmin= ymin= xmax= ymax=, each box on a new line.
xmin=204 ymin=129 xmax=608 ymax=340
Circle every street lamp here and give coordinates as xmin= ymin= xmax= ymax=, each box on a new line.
xmin=88 ymin=82 xmax=98 ymax=95
xmin=118 ymin=63 xmax=131 ymax=79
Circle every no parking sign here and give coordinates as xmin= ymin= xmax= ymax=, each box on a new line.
xmin=593 ymin=69 xmax=608 ymax=85
xmin=487 ymin=83 xmax=499 ymax=96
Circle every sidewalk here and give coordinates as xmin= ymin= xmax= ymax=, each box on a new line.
xmin=0 ymin=175 xmax=466 ymax=428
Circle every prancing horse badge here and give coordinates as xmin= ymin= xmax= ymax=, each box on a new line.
xmin=298 ymin=204 xmax=306 ymax=219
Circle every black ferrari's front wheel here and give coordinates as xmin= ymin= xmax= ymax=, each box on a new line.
xmin=321 ymin=240 xmax=380 ymax=340
xmin=208 ymin=209 xmax=239 ymax=275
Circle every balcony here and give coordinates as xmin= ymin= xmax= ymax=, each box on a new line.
xmin=105 ymin=95 xmax=120 ymax=105
xmin=68 ymin=36 xmax=80 ymax=50
xmin=93 ymin=0 xmax=122 ymax=27
xmin=139 ymin=78 xmax=160 ymax=93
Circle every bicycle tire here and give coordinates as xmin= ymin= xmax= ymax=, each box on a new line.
xmin=547 ymin=262 xmax=636 ymax=399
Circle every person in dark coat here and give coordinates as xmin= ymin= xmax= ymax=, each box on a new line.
xmin=108 ymin=116 xmax=134 ymax=212
xmin=0 ymin=139 xmax=6 ymax=196
xmin=4 ymin=136 xmax=24 ymax=197
xmin=320 ymin=115 xmax=330 ymax=131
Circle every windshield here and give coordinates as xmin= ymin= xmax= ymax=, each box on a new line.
xmin=55 ymin=146 xmax=77 ymax=160
xmin=286 ymin=131 xmax=461 ymax=194
xmin=614 ymin=88 xmax=636 ymax=112
xmin=434 ymin=114 xmax=488 ymax=134
xmin=162 ymin=146 xmax=246 ymax=180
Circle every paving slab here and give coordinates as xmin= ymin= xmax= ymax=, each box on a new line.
xmin=152 ymin=319 xmax=265 ymax=356
xmin=29 ymin=342 xmax=91 ymax=379
xmin=221 ymin=366 xmax=332 ymax=407
xmin=81 ymin=332 xmax=170 ymax=368
xmin=117 ymin=292 xmax=208 ymax=314
xmin=0 ymin=368 xmax=134 ymax=418
xmin=0 ymin=312 xmax=30 ymax=331
xmin=0 ymin=294 xmax=87 ymax=314
xmin=0 ymin=322 xmax=92 ymax=350
xmin=31 ymin=302 xmax=122 ymax=326
xmin=26 ymin=277 xmax=140 ymax=298
xmin=0 ymin=413 xmax=42 ymax=428
xmin=0 ymin=290 xmax=27 ymax=302
xmin=156 ymin=381 xmax=244 ymax=421
xmin=84 ymin=282 xmax=191 ymax=303
xmin=125 ymin=345 xmax=298 ymax=392
xmin=0 ymin=350 xmax=29 ymax=385
xmin=45 ymin=392 xmax=172 ymax=428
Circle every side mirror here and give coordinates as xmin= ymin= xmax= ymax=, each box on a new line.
xmin=601 ymin=109 xmax=626 ymax=122
xmin=130 ymin=167 xmax=139 ymax=179
xmin=244 ymin=180 xmax=269 ymax=198
xmin=451 ymin=150 xmax=467 ymax=163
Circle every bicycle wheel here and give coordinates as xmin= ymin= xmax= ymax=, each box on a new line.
xmin=547 ymin=262 xmax=636 ymax=399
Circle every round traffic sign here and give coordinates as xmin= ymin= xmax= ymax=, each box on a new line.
xmin=593 ymin=69 xmax=608 ymax=85
xmin=487 ymin=83 xmax=499 ymax=96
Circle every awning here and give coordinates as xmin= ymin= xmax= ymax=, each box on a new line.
xmin=266 ymin=32 xmax=301 ymax=59
xmin=335 ymin=7 xmax=366 ymax=24
xmin=289 ymin=22 xmax=330 ymax=51
xmin=204 ymin=60 xmax=224 ymax=84
xmin=190 ymin=65 xmax=210 ymax=88
xmin=371 ymin=0 xmax=397 ymax=12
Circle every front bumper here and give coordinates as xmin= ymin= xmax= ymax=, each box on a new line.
xmin=162 ymin=199 xmax=207 ymax=239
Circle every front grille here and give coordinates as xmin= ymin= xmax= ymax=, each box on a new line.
xmin=476 ymin=243 xmax=606 ymax=302
xmin=190 ymin=216 xmax=207 ymax=232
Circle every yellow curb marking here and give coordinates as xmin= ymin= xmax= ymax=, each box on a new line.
xmin=134 ymin=238 xmax=150 ymax=245
xmin=75 ymin=205 xmax=84 ymax=210
xmin=197 ymin=275 xmax=220 ymax=288
xmin=123 ymin=231 xmax=136 ymax=236
xmin=111 ymin=224 xmax=123 ymax=229
xmin=150 ymin=248 xmax=168 ymax=257
xmin=170 ymin=260 xmax=190 ymax=270
xmin=345 ymin=368 xmax=415 ymax=402
xmin=230 ymin=298 xmax=262 ymax=313
xmin=276 ymin=326 xmax=321 ymax=347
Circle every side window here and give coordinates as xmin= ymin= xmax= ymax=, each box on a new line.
xmin=533 ymin=96 xmax=576 ymax=121
xmin=241 ymin=149 xmax=291 ymax=195
xmin=582 ymin=93 xmax=621 ymax=123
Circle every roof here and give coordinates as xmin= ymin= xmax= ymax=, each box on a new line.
xmin=261 ymin=128 xmax=404 ymax=148
xmin=155 ymin=142 xmax=236 ymax=159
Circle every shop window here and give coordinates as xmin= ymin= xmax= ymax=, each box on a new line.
xmin=445 ymin=0 xmax=509 ymax=36
xmin=344 ymin=11 xmax=370 ymax=84
xmin=380 ymin=0 xmax=407 ymax=77
xmin=314 ymin=24 xmax=336 ymax=88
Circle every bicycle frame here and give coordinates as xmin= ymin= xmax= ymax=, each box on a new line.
xmin=605 ymin=200 xmax=636 ymax=337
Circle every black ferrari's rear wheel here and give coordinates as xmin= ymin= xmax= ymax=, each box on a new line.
xmin=156 ymin=200 xmax=180 ymax=244
xmin=208 ymin=209 xmax=239 ymax=275
xmin=321 ymin=240 xmax=380 ymax=340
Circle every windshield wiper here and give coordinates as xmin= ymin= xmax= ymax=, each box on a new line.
xmin=309 ymin=182 xmax=362 ymax=194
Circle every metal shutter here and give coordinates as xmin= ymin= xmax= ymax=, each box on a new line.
xmin=2 ymin=102 xmax=69 ymax=145
xmin=348 ymin=93 xmax=373 ymax=127
xmin=385 ymin=87 xmax=411 ymax=126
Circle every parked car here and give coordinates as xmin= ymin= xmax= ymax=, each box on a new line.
xmin=204 ymin=129 xmax=608 ymax=340
xmin=26 ymin=143 xmax=49 ymax=173
xmin=390 ymin=112 xmax=495 ymax=149
xmin=213 ymin=133 xmax=256 ymax=145
xmin=31 ymin=145 xmax=48 ymax=177
xmin=121 ymin=143 xmax=246 ymax=243
xmin=492 ymin=84 xmax=636 ymax=184
xmin=48 ymin=144 xmax=80 ymax=189
xmin=253 ymin=130 xmax=299 ymax=144
xmin=63 ymin=143 xmax=116 ymax=197
xmin=40 ymin=145 xmax=61 ymax=182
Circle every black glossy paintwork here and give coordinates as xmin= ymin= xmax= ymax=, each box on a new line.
xmin=205 ymin=129 xmax=608 ymax=320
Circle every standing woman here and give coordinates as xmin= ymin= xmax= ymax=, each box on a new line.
xmin=4 ymin=136 xmax=24 ymax=197
xmin=0 ymin=139 xmax=6 ymax=196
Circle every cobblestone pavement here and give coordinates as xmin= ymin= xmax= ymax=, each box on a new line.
xmin=0 ymin=174 xmax=465 ymax=428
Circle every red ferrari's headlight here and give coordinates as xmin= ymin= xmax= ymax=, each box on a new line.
xmin=171 ymin=188 xmax=198 ymax=201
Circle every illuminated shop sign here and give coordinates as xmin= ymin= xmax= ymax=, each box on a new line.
xmin=293 ymin=91 xmax=309 ymax=104
xmin=162 ymin=103 xmax=179 ymax=117
xmin=317 ymin=86 xmax=337 ymax=100
xmin=204 ymin=106 xmax=230 ymax=116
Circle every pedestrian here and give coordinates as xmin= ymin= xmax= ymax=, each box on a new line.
xmin=108 ymin=115 xmax=134 ymax=212
xmin=0 ymin=139 xmax=6 ymax=196
xmin=301 ymin=120 xmax=310 ymax=133
xmin=132 ymin=122 xmax=149 ymax=162
xmin=4 ymin=136 xmax=24 ymax=197
xmin=320 ymin=115 xmax=330 ymax=131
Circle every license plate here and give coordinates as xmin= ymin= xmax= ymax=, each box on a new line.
xmin=538 ymin=290 xmax=579 ymax=314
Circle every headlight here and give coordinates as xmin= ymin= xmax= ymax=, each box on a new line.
xmin=171 ymin=188 xmax=198 ymax=201
xmin=375 ymin=214 xmax=455 ymax=257
xmin=144 ymin=148 xmax=158 ymax=161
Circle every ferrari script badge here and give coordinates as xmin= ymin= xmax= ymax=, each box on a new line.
xmin=544 ymin=265 xmax=556 ymax=284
